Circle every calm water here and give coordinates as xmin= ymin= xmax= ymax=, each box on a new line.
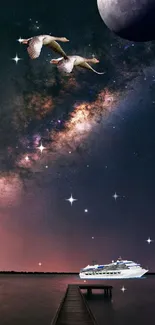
xmin=0 ymin=274 xmax=155 ymax=325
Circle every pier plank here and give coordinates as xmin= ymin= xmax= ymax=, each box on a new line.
xmin=51 ymin=284 xmax=113 ymax=325
xmin=51 ymin=284 xmax=98 ymax=325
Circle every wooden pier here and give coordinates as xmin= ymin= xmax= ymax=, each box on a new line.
xmin=51 ymin=284 xmax=113 ymax=325
xmin=79 ymin=284 xmax=113 ymax=298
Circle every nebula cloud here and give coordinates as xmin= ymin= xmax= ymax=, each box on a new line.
xmin=0 ymin=173 xmax=23 ymax=208
xmin=14 ymin=87 xmax=122 ymax=177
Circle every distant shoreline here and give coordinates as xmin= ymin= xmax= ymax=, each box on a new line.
xmin=0 ymin=271 xmax=154 ymax=275
xmin=0 ymin=271 xmax=79 ymax=275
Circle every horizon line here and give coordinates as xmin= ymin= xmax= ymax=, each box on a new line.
xmin=0 ymin=271 xmax=79 ymax=273
xmin=0 ymin=271 xmax=154 ymax=275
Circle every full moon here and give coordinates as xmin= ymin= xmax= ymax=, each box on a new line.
xmin=97 ymin=0 xmax=155 ymax=42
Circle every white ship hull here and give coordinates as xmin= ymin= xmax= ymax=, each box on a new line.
xmin=79 ymin=268 xmax=148 ymax=280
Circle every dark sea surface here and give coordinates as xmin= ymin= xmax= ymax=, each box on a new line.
xmin=0 ymin=274 xmax=155 ymax=325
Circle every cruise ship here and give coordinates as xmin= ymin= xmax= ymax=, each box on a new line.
xmin=79 ymin=257 xmax=148 ymax=279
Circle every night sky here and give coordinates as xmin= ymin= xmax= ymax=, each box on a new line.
xmin=0 ymin=0 xmax=155 ymax=272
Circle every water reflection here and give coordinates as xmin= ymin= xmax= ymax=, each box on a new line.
xmin=0 ymin=274 xmax=154 ymax=325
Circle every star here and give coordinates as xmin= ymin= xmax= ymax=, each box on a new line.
xmin=12 ymin=54 xmax=22 ymax=63
xmin=66 ymin=194 xmax=77 ymax=206
xmin=113 ymin=192 xmax=119 ymax=200
xmin=121 ymin=286 xmax=126 ymax=292
xmin=92 ymin=236 xmax=94 ymax=239
xmin=38 ymin=262 xmax=42 ymax=266
xmin=84 ymin=209 xmax=88 ymax=213
xmin=17 ymin=37 xmax=24 ymax=43
xmin=38 ymin=143 xmax=45 ymax=153
xmin=25 ymin=156 xmax=29 ymax=161
xmin=45 ymin=165 xmax=48 ymax=169
xmin=146 ymin=237 xmax=153 ymax=244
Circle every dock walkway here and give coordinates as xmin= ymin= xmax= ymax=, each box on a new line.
xmin=51 ymin=284 xmax=98 ymax=325
xmin=79 ymin=284 xmax=113 ymax=297
xmin=51 ymin=284 xmax=113 ymax=325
